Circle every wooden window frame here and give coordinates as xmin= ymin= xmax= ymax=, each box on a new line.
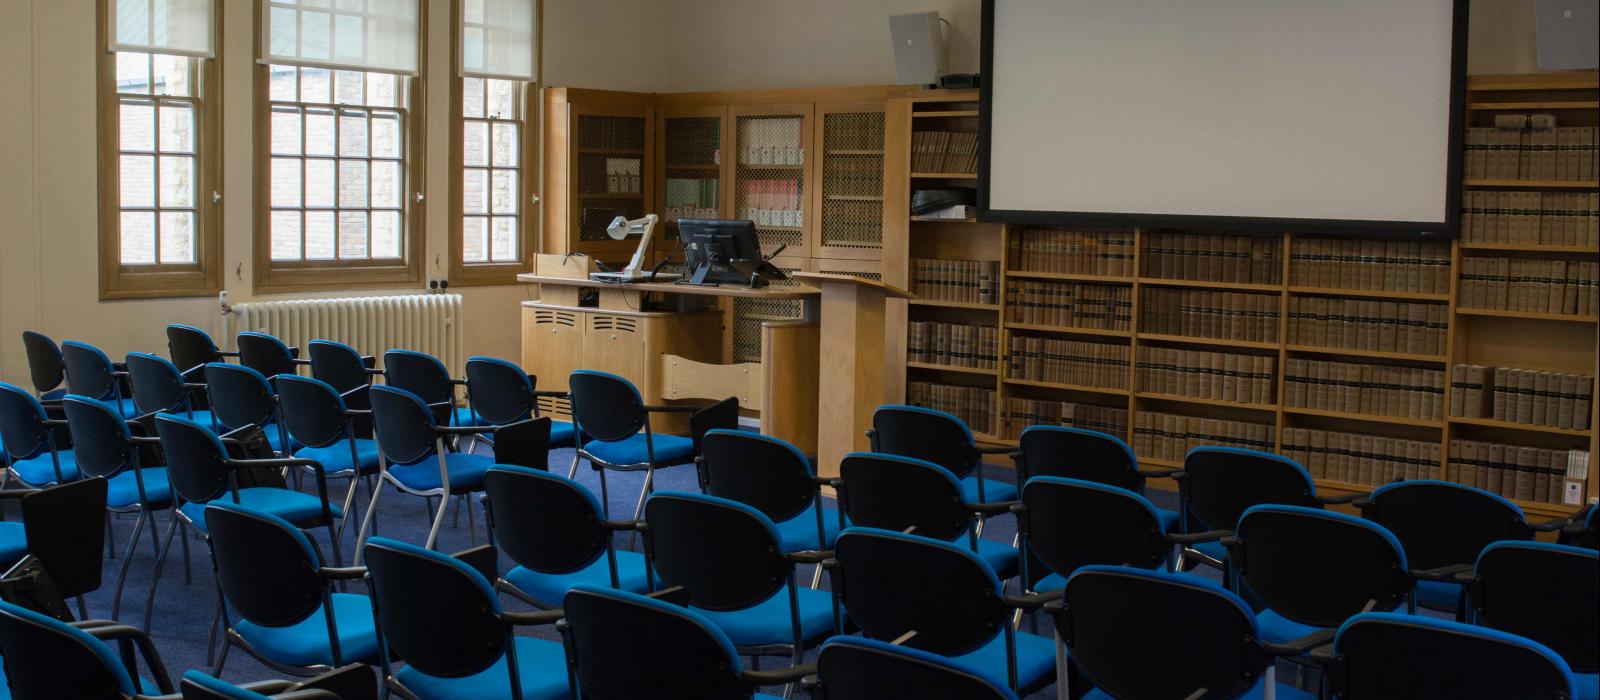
xmin=251 ymin=0 xmax=428 ymax=294
xmin=96 ymin=0 xmax=224 ymax=301
xmin=448 ymin=0 xmax=541 ymax=287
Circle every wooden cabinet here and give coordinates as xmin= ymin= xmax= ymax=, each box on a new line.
xmin=729 ymin=103 xmax=813 ymax=258
xmin=542 ymin=90 xmax=654 ymax=260
xmin=812 ymin=101 xmax=888 ymax=260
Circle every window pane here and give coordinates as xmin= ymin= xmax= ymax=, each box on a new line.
xmin=158 ymin=103 xmax=195 ymax=153
xmin=271 ymin=158 xmax=302 ymax=207
xmin=116 ymin=52 xmax=151 ymax=94
xmin=371 ymin=160 xmax=401 ymax=208
xmin=491 ymin=217 xmax=517 ymax=261
xmin=332 ymin=13 xmax=366 ymax=64
xmin=372 ymin=211 xmax=402 ymax=258
xmin=301 ymin=10 xmax=333 ymax=61
xmin=339 ymin=112 xmax=368 ymax=157
xmin=120 ymin=154 xmax=155 ymax=207
xmin=491 ymin=122 xmax=517 ymax=167
xmin=339 ymin=160 xmax=368 ymax=207
xmin=305 ymin=109 xmax=336 ymax=155
xmin=120 ymin=101 xmax=156 ymax=151
xmin=334 ymin=70 xmax=365 ymax=105
xmin=159 ymin=211 xmax=195 ymax=263
xmin=120 ymin=211 xmax=156 ymax=264
xmin=269 ymin=65 xmax=299 ymax=102
xmin=271 ymin=211 xmax=302 ymax=260
xmin=305 ymin=211 xmax=336 ymax=259
xmin=272 ymin=108 xmax=303 ymax=155
xmin=300 ymin=67 xmax=332 ymax=104
xmin=268 ymin=9 xmax=298 ymax=58
xmin=151 ymin=55 xmax=191 ymax=97
xmin=305 ymin=159 xmax=336 ymax=207
xmin=338 ymin=211 xmax=368 ymax=258
xmin=159 ymin=156 xmax=195 ymax=207
xmin=463 ymin=77 xmax=485 ymax=118
xmin=462 ymin=216 xmax=488 ymax=262
xmin=370 ymin=112 xmax=401 ymax=158
xmin=463 ymin=121 xmax=489 ymax=167
xmin=366 ymin=73 xmax=397 ymax=107
xmin=487 ymin=79 xmax=515 ymax=120
xmin=491 ymin=170 xmax=517 ymax=214
xmin=463 ymin=169 xmax=487 ymax=214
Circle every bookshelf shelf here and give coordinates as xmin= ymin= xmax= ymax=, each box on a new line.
xmin=826 ymin=149 xmax=885 ymax=156
xmin=1138 ymin=456 xmax=1184 ymax=471
xmin=1006 ymin=270 xmax=1134 ymax=284
xmin=1138 ymin=277 xmax=1284 ymax=293
xmin=1458 ymin=242 xmax=1600 ymax=254
xmin=913 ymin=110 xmax=980 ymax=118
xmin=1284 ymin=345 xmax=1448 ymax=364
xmin=1135 ymin=333 xmax=1281 ymax=351
xmin=1468 ymin=74 xmax=1599 ymax=90
xmin=1449 ymin=416 xmax=1594 ymax=438
xmin=1511 ymin=497 xmax=1584 ymax=518
xmin=910 ymin=172 xmax=978 ymax=179
xmin=909 ymin=299 xmax=1000 ymax=312
xmin=1004 ymin=322 xmax=1133 ymax=339
xmin=907 ymin=361 xmax=1000 ymax=376
xmin=1288 ymin=286 xmax=1451 ymax=302
xmin=1314 ymin=479 xmax=1374 ymax=495
xmin=1468 ymin=101 xmax=1600 ymax=111
xmin=575 ymin=148 xmax=644 ymax=156
xmin=1283 ymin=406 xmax=1445 ymax=430
xmin=1455 ymin=308 xmax=1599 ymax=324
xmin=577 ymin=192 xmax=643 ymax=198
xmin=910 ymin=216 xmax=978 ymax=223
xmin=1003 ymin=377 xmax=1131 ymax=397
xmin=756 ymin=225 xmax=804 ymax=233
xmin=1134 ymin=392 xmax=1278 ymax=413
xmin=824 ymin=195 xmax=883 ymax=202
xmin=1462 ymin=179 xmax=1600 ymax=190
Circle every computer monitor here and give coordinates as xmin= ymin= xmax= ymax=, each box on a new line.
xmin=679 ymin=219 xmax=786 ymax=287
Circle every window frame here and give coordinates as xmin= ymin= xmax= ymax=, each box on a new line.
xmin=448 ymin=0 xmax=540 ymax=286
xmin=251 ymin=0 xmax=428 ymax=293
xmin=96 ymin=0 xmax=223 ymax=301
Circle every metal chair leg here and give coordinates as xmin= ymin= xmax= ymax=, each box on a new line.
xmin=465 ymin=492 xmax=478 ymax=547
xmin=204 ymin=597 xmax=222 ymax=666
xmin=142 ymin=516 xmax=181 ymax=631
xmin=105 ymin=512 xmax=117 ymax=560
xmin=110 ymin=509 xmax=149 ymax=620
xmin=335 ymin=475 xmax=360 ymax=539
xmin=423 ymin=492 xmax=450 ymax=550
xmin=353 ymin=478 xmax=386 ymax=566
xmin=628 ymin=469 xmax=653 ymax=550
xmin=146 ymin=508 xmax=162 ymax=559
xmin=567 ymin=451 xmax=581 ymax=480
xmin=180 ymin=515 xmax=193 ymax=585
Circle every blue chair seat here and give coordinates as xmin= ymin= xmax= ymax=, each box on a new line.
xmin=107 ymin=468 xmax=172 ymax=509
xmin=295 ymin=439 xmax=381 ymax=476
xmin=548 ymin=419 xmax=576 ymax=447
xmin=690 ymin=584 xmax=836 ymax=648
xmin=179 ymin=488 xmax=343 ymax=532
xmin=8 ymin=450 xmax=81 ymax=486
xmin=233 ymin=592 xmax=380 ymax=668
xmin=1575 ymin=673 xmax=1597 ymax=700
xmin=107 ymin=397 xmax=139 ymax=420
xmin=261 ymin=426 xmax=300 ymax=454
xmin=960 ymin=476 xmax=1018 ymax=504
xmin=956 ymin=537 xmax=1019 ymax=580
xmin=1084 ymin=678 xmax=1315 ymax=700
xmin=388 ymin=452 xmax=494 ymax=494
xmin=582 ymin=433 xmax=695 ymax=468
xmin=773 ymin=504 xmax=844 ymax=552
xmin=503 ymin=550 xmax=652 ymax=606
xmin=451 ymin=406 xmax=484 ymax=428
xmin=1413 ymin=579 xmax=1464 ymax=609
xmin=946 ymin=628 xmax=1056 ymax=692
xmin=393 ymin=635 xmax=569 ymax=700
xmin=1256 ymin=606 xmax=1402 ymax=646
xmin=0 ymin=522 xmax=27 ymax=565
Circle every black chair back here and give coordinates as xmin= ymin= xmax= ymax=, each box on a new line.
xmin=562 ymin=585 xmax=750 ymax=699
xmin=180 ymin=666 xmax=371 ymax=700
xmin=837 ymin=452 xmax=970 ymax=542
xmin=1468 ymin=542 xmax=1598 ymax=675
xmin=1566 ymin=505 xmax=1600 ymax=550
xmin=206 ymin=502 xmax=328 ymax=629
xmin=21 ymin=331 xmax=65 ymax=396
xmin=568 ymin=370 xmax=645 ymax=442
xmin=0 ymin=600 xmax=149 ymax=699
xmin=871 ymin=405 xmax=977 ymax=480
xmin=1181 ymin=446 xmax=1321 ymax=534
xmin=368 ymin=385 xmax=438 ymax=466
xmin=1233 ymin=505 xmax=1411 ymax=630
xmin=1016 ymin=426 xmax=1140 ymax=491
xmin=237 ymin=332 xmax=300 ymax=380
xmin=1018 ymin=477 xmax=1169 ymax=589
xmin=276 ymin=375 xmax=351 ymax=449
xmin=0 ymin=382 xmax=53 ymax=467
xmin=308 ymin=340 xmax=370 ymax=393
xmin=1057 ymin=565 xmax=1268 ymax=700
xmin=832 ymin=528 xmax=1005 ymax=657
xmin=1329 ymin=612 xmax=1575 ymax=699
xmin=61 ymin=341 xmax=121 ymax=403
xmin=698 ymin=429 xmax=815 ymax=524
xmin=642 ymin=492 xmax=787 ymax=612
xmin=205 ymin=363 xmax=278 ymax=432
xmin=127 ymin=351 xmax=194 ymax=417
xmin=154 ymin=414 xmax=235 ymax=505
xmin=815 ymin=637 xmax=1019 ymax=700
xmin=384 ymin=350 xmax=457 ymax=424
xmin=483 ymin=466 xmax=610 ymax=579
xmin=20 ymin=478 xmax=109 ymax=599
xmin=61 ymin=396 xmax=137 ymax=480
xmin=167 ymin=324 xmax=223 ymax=376
xmin=688 ymin=397 xmax=740 ymax=457
xmin=1361 ymin=480 xmax=1531 ymax=572
xmin=363 ymin=537 xmax=508 ymax=679
xmin=465 ymin=356 xmax=535 ymax=426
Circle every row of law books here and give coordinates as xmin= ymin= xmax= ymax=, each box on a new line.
xmin=1287 ymin=298 xmax=1448 ymax=356
xmin=1464 ymin=125 xmax=1598 ymax=181
xmin=907 ymin=381 xmax=995 ymax=436
xmin=1449 ymin=440 xmax=1588 ymax=505
xmin=737 ymin=178 xmax=803 ymax=228
xmin=1458 ymin=258 xmax=1598 ymax=316
xmin=822 ymin=157 xmax=884 ymax=191
xmin=1135 ymin=347 xmax=1276 ymax=405
xmin=1008 ymin=229 xmax=1135 ymax=278
xmin=911 ymin=258 xmax=1001 ymax=305
xmin=1001 ymin=398 xmax=1129 ymax=442
xmin=737 ymin=117 xmax=804 ymax=166
xmin=1006 ymin=334 xmax=1130 ymax=389
xmin=1282 ymin=428 xmax=1441 ymax=487
xmin=1139 ymin=288 xmax=1280 ymax=343
xmin=1451 ymin=364 xmax=1594 ymax=430
xmin=1133 ymin=411 xmax=1273 ymax=464
xmin=820 ymin=201 xmax=883 ymax=245
xmin=1284 ymin=358 xmax=1446 ymax=421
xmin=663 ymin=177 xmax=718 ymax=210
xmin=907 ymin=322 xmax=999 ymax=371
xmin=910 ymin=130 xmax=979 ymax=173
xmin=1287 ymin=238 xmax=1451 ymax=294
xmin=1140 ymin=232 xmax=1282 ymax=285
xmin=1003 ymin=280 xmax=1132 ymax=330
xmin=1461 ymin=191 xmax=1599 ymax=246
xmin=576 ymin=116 xmax=645 ymax=151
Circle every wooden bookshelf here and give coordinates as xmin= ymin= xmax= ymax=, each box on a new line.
xmin=1283 ymin=405 xmax=1446 ymax=430
xmin=1004 ymin=322 xmax=1133 ymax=339
xmin=1462 ymin=179 xmax=1600 ymax=189
xmin=908 ymin=361 xmax=999 ymax=377
xmin=1288 ymin=286 xmax=1452 ymax=302
xmin=1285 ymin=345 xmax=1450 ymax=364
xmin=910 ymin=172 xmax=978 ymax=179
xmin=1455 ymin=308 xmax=1599 ymax=324
xmin=1449 ymin=416 xmax=1594 ymax=438
xmin=1458 ymin=242 xmax=1600 ymax=254
xmin=1137 ymin=333 xmax=1281 ymax=351
xmin=1004 ymin=377 xmax=1130 ymax=397
xmin=1007 ymin=270 xmax=1133 ymax=284
xmin=1138 ymin=277 xmax=1283 ymax=293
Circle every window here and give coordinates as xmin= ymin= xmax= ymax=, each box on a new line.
xmin=97 ymin=5 xmax=221 ymax=300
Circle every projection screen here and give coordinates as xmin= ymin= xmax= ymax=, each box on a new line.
xmin=979 ymin=0 xmax=1467 ymax=239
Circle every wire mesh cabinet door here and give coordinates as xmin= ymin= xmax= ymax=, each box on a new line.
xmin=729 ymin=103 xmax=814 ymax=259
xmin=812 ymin=101 xmax=889 ymax=261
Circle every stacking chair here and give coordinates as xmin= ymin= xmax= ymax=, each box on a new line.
xmin=809 ymin=637 xmax=1019 ymax=700
xmin=179 ymin=664 xmax=376 ymax=700
xmin=236 ymin=332 xmax=305 ymax=381
xmin=144 ymin=414 xmax=343 ymax=630
xmin=464 ymin=356 xmax=576 ymax=448
xmin=835 ymin=452 xmax=1018 ymax=578
xmin=362 ymin=536 xmax=571 ymax=700
xmin=205 ymin=363 xmax=294 ymax=453
xmin=125 ymin=352 xmax=216 ymax=429
xmin=1172 ymin=446 xmax=1355 ymax=570
xmin=0 ymin=477 xmax=108 ymax=620
xmin=481 ymin=465 xmax=651 ymax=608
xmin=383 ymin=349 xmax=478 ymax=428
xmin=275 ymin=375 xmax=383 ymax=539
xmin=21 ymin=330 xmax=68 ymax=401
xmin=306 ymin=340 xmax=379 ymax=439
xmin=1463 ymin=541 xmax=1598 ymax=700
xmin=561 ymin=584 xmax=815 ymax=699
xmin=827 ymin=527 xmax=1056 ymax=693
xmin=697 ymin=429 xmax=841 ymax=554
xmin=205 ymin=501 xmax=379 ymax=677
xmin=641 ymin=491 xmax=836 ymax=673
xmin=567 ymin=370 xmax=698 ymax=521
xmin=1013 ymin=426 xmax=1173 ymax=506
xmin=61 ymin=395 xmax=174 ymax=620
xmin=0 ymin=382 xmax=77 ymax=488
xmin=1049 ymin=565 xmax=1320 ymax=700
xmin=0 ymin=600 xmax=176 ymax=699
xmin=61 ymin=341 xmax=139 ymax=419
xmin=869 ymin=405 xmax=1016 ymax=504
xmin=166 ymin=324 xmax=233 ymax=379
xmin=1327 ymin=612 xmax=1576 ymax=699
xmin=1357 ymin=479 xmax=1556 ymax=614
xmin=355 ymin=385 xmax=496 ymax=552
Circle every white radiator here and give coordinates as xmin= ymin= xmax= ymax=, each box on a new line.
xmin=225 ymin=294 xmax=464 ymax=372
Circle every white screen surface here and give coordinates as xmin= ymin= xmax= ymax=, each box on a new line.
xmin=986 ymin=0 xmax=1458 ymax=227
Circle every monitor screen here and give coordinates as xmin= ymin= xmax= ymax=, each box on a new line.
xmin=678 ymin=219 xmax=761 ymax=261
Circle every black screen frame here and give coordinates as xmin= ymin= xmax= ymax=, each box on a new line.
xmin=977 ymin=0 xmax=1470 ymax=240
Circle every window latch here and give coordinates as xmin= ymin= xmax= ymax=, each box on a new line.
xmin=212 ymin=191 xmax=222 ymax=204
xmin=415 ymin=192 xmax=425 ymax=203
xmin=531 ymin=194 xmax=541 ymax=205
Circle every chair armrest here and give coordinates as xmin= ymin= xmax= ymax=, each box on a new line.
xmin=502 ymin=609 xmax=565 ymax=627
xmin=1350 ymin=495 xmax=1372 ymax=509
xmin=451 ymin=544 xmax=500 ymax=583
xmin=1168 ymin=529 xmax=1233 ymax=545
xmin=344 ymin=408 xmax=372 ymax=416
xmin=128 ymin=435 xmax=162 ymax=445
xmin=1564 ymin=520 xmax=1592 ymax=537
xmin=1261 ymin=627 xmax=1336 ymax=657
xmin=811 ymin=476 xmax=842 ymax=488
xmin=42 ymin=418 xmax=68 ymax=427
xmin=320 ymin=566 xmax=367 ymax=580
xmin=338 ymin=384 xmax=370 ymax=399
xmin=181 ymin=382 xmax=209 ymax=390
xmin=646 ymin=585 xmax=689 ymax=606
xmin=643 ymin=404 xmax=699 ymax=414
xmin=1529 ymin=515 xmax=1571 ymax=533
xmin=81 ymin=624 xmax=174 ymax=694
xmin=1135 ymin=467 xmax=1176 ymax=479
xmin=785 ymin=550 xmax=833 ymax=565
xmin=532 ymin=390 xmax=569 ymax=399
xmin=1165 ymin=470 xmax=1188 ymax=482
xmin=228 ymin=456 xmax=323 ymax=472
xmin=1409 ymin=563 xmax=1472 ymax=582
xmin=0 ymin=489 xmax=38 ymax=500
xmin=364 ymin=367 xmax=386 ymax=376
xmin=1316 ymin=492 xmax=1363 ymax=506
xmin=1003 ymin=589 xmax=1065 ymax=611
xmin=437 ymin=424 xmax=497 ymax=435
xmin=740 ymin=663 xmax=817 ymax=686
xmin=603 ymin=519 xmax=645 ymax=531
xmin=216 ymin=351 xmax=240 ymax=358
xmin=976 ymin=444 xmax=1013 ymax=455
xmin=424 ymin=400 xmax=455 ymax=409
xmin=969 ymin=499 xmax=1022 ymax=515
xmin=292 ymin=358 xmax=313 ymax=366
